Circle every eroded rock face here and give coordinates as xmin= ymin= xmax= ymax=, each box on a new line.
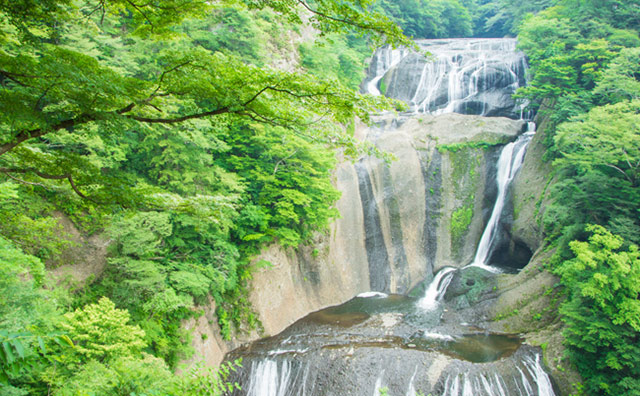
xmin=190 ymin=113 xmax=525 ymax=366
xmin=191 ymin=113 xmax=526 ymax=366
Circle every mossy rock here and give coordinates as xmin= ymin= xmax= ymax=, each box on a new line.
xmin=445 ymin=267 xmax=497 ymax=307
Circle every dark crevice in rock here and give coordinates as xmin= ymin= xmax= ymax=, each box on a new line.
xmin=355 ymin=161 xmax=391 ymax=292
xmin=420 ymin=149 xmax=442 ymax=279
xmin=380 ymin=165 xmax=409 ymax=293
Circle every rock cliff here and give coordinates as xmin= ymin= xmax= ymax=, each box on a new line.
xmin=191 ymin=112 xmax=526 ymax=366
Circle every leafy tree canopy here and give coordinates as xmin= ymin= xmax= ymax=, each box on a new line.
xmin=0 ymin=0 xmax=409 ymax=204
xmin=556 ymin=225 xmax=640 ymax=396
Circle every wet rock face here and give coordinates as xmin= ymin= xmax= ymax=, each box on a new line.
xmin=363 ymin=39 xmax=528 ymax=119
xmin=225 ymin=294 xmax=556 ymax=396
xmin=241 ymin=113 xmax=525 ymax=343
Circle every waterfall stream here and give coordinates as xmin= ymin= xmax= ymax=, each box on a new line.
xmin=224 ymin=39 xmax=555 ymax=396
xmin=467 ymin=127 xmax=535 ymax=272
xmin=416 ymin=267 xmax=456 ymax=311
xmin=363 ymin=39 xmax=528 ymax=118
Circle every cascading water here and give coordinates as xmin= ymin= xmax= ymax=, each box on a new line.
xmin=366 ymin=47 xmax=410 ymax=96
xmin=438 ymin=351 xmax=554 ymax=396
xmin=418 ymin=123 xmax=534 ymax=306
xmin=245 ymin=360 xmax=294 ymax=396
xmin=417 ymin=267 xmax=456 ymax=311
xmin=363 ymin=39 xmax=528 ymax=118
xmin=224 ymin=39 xmax=556 ymax=396
xmin=467 ymin=127 xmax=535 ymax=272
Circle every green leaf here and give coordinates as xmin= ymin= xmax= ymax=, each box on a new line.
xmin=11 ymin=340 xmax=24 ymax=359
xmin=59 ymin=335 xmax=75 ymax=348
xmin=37 ymin=336 xmax=47 ymax=354
xmin=2 ymin=342 xmax=15 ymax=364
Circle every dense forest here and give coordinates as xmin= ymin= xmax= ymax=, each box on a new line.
xmin=514 ymin=2 xmax=640 ymax=395
xmin=1 ymin=0 xmax=639 ymax=395
xmin=0 ymin=1 xmax=407 ymax=394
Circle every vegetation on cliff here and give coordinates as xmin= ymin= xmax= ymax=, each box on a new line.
xmin=514 ymin=1 xmax=640 ymax=394
xmin=1 ymin=0 xmax=639 ymax=394
xmin=0 ymin=0 xmax=409 ymax=394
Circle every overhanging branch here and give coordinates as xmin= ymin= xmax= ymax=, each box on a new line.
xmin=1 ymin=82 xmax=341 ymax=156
xmin=0 ymin=167 xmax=93 ymax=201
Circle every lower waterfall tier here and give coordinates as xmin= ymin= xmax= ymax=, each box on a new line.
xmin=225 ymin=293 xmax=556 ymax=396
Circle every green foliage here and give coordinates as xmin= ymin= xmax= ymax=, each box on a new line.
xmin=54 ymin=354 xmax=172 ymax=396
xmin=299 ymin=34 xmax=371 ymax=90
xmin=0 ymin=183 xmax=70 ymax=260
xmin=223 ymin=123 xmax=341 ymax=248
xmin=509 ymin=2 xmax=640 ymax=394
xmin=515 ymin=1 xmax=640 ymax=129
xmin=0 ymin=0 xmax=403 ymax=206
xmin=53 ymin=356 xmax=241 ymax=396
xmin=594 ymin=47 xmax=640 ymax=104
xmin=436 ymin=140 xmax=499 ymax=152
xmin=375 ymin=0 xmax=473 ymax=38
xmin=474 ymin=0 xmax=554 ymax=37
xmin=59 ymin=297 xmax=146 ymax=366
xmin=555 ymin=225 xmax=640 ymax=396
xmin=172 ymin=360 xmax=242 ymax=396
xmin=0 ymin=236 xmax=71 ymax=392
xmin=545 ymin=100 xmax=640 ymax=246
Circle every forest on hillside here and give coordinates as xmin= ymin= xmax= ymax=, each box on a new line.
xmin=1 ymin=0 xmax=639 ymax=395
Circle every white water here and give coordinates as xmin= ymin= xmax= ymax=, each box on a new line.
xmin=406 ymin=367 xmax=418 ymax=396
xmin=417 ymin=267 xmax=456 ymax=310
xmin=366 ymin=47 xmax=409 ymax=95
xmin=524 ymin=354 xmax=556 ymax=396
xmin=373 ymin=371 xmax=386 ymax=396
xmin=357 ymin=291 xmax=389 ymax=298
xmin=466 ymin=128 xmax=535 ymax=272
xmin=365 ymin=38 xmax=527 ymax=116
xmin=235 ymin=39 xmax=555 ymax=396
xmin=441 ymin=354 xmax=555 ymax=396
xmin=246 ymin=360 xmax=293 ymax=396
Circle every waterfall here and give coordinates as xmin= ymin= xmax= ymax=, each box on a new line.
xmin=246 ymin=360 xmax=294 ymax=396
xmin=441 ymin=354 xmax=555 ymax=396
xmin=406 ymin=367 xmax=418 ymax=396
xmin=355 ymin=162 xmax=392 ymax=292
xmin=363 ymin=39 xmax=528 ymax=119
xmin=373 ymin=371 xmax=386 ymax=396
xmin=467 ymin=128 xmax=535 ymax=272
xmin=417 ymin=267 xmax=456 ymax=310
xmin=226 ymin=37 xmax=558 ymax=396
xmin=366 ymin=46 xmax=410 ymax=95
xmin=523 ymin=354 xmax=556 ymax=396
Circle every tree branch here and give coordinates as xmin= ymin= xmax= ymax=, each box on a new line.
xmin=5 ymin=173 xmax=58 ymax=190
xmin=125 ymin=0 xmax=155 ymax=31
xmin=127 ymin=107 xmax=230 ymax=123
xmin=0 ymin=167 xmax=93 ymax=200
xmin=603 ymin=163 xmax=634 ymax=184
xmin=0 ymin=83 xmax=333 ymax=156
xmin=0 ymin=114 xmax=96 ymax=156
xmin=296 ymin=0 xmax=375 ymax=31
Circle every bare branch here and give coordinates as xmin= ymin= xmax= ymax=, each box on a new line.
xmin=296 ymin=0 xmax=372 ymax=31
xmin=125 ymin=0 xmax=155 ymax=31
xmin=5 ymin=173 xmax=58 ymax=190
xmin=603 ymin=163 xmax=634 ymax=184
xmin=0 ymin=70 xmax=31 ymax=88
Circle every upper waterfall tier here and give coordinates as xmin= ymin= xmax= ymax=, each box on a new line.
xmin=363 ymin=38 xmax=528 ymax=119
